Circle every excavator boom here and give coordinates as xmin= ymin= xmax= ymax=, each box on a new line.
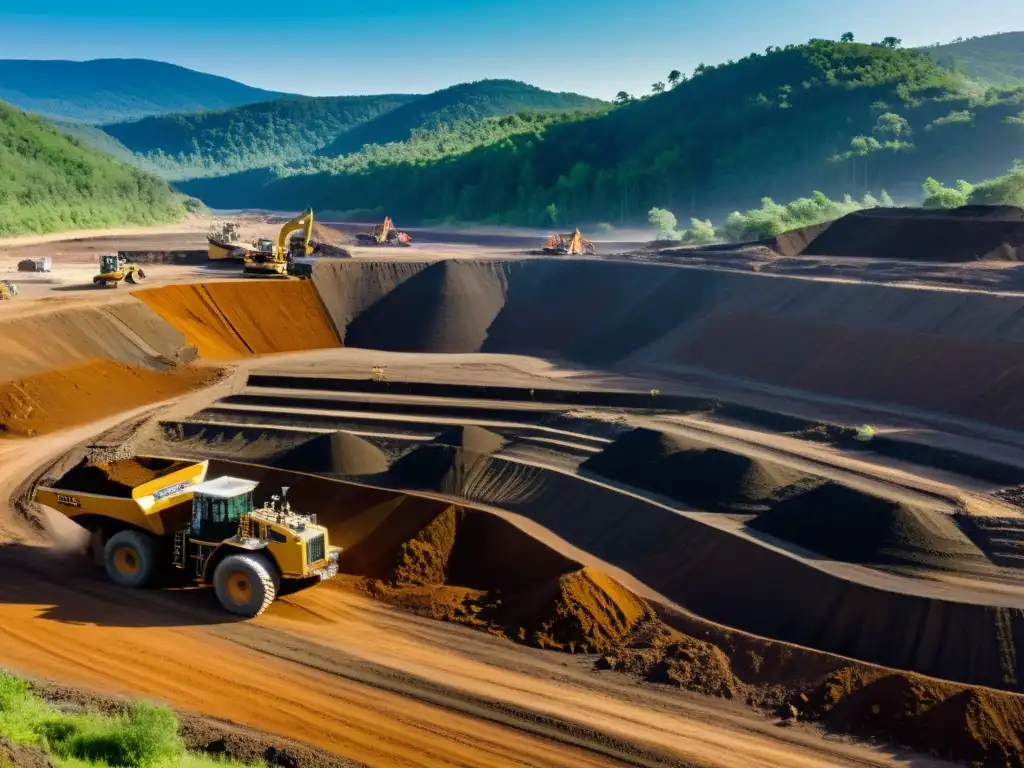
xmin=278 ymin=208 xmax=314 ymax=256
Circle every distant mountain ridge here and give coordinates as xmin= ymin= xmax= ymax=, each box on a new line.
xmin=0 ymin=58 xmax=286 ymax=122
xmin=102 ymin=94 xmax=420 ymax=179
xmin=66 ymin=79 xmax=604 ymax=180
xmin=924 ymin=32 xmax=1024 ymax=85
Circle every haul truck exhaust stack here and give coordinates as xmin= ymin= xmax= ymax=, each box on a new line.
xmin=35 ymin=457 xmax=340 ymax=617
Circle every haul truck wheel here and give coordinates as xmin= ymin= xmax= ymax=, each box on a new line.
xmin=104 ymin=530 xmax=156 ymax=588
xmin=214 ymin=553 xmax=276 ymax=617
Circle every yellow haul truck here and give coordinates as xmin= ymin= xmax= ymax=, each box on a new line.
xmin=35 ymin=457 xmax=340 ymax=617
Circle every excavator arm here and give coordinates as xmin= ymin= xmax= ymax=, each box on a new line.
xmin=277 ymin=208 xmax=314 ymax=256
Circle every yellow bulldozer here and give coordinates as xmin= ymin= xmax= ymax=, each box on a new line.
xmin=355 ymin=216 xmax=412 ymax=247
xmin=542 ymin=229 xmax=596 ymax=256
xmin=93 ymin=254 xmax=146 ymax=288
xmin=243 ymin=209 xmax=315 ymax=277
xmin=0 ymin=281 xmax=19 ymax=300
xmin=35 ymin=457 xmax=340 ymax=617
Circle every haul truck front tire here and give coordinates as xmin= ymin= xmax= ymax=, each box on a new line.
xmin=214 ymin=553 xmax=276 ymax=617
xmin=104 ymin=530 xmax=157 ymax=588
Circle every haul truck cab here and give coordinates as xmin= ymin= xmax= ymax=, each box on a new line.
xmin=35 ymin=458 xmax=340 ymax=618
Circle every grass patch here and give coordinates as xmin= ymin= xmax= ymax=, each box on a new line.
xmin=0 ymin=673 xmax=256 ymax=768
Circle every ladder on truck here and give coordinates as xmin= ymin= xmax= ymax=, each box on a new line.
xmin=172 ymin=529 xmax=188 ymax=569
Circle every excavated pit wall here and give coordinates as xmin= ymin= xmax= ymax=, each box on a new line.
xmin=306 ymin=258 xmax=1024 ymax=431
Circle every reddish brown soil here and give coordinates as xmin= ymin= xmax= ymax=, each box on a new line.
xmin=333 ymin=490 xmax=1024 ymax=765
xmin=0 ymin=359 xmax=219 ymax=436
xmin=135 ymin=281 xmax=339 ymax=359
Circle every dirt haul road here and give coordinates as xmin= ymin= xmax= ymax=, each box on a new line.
xmin=0 ymin=403 xmax=930 ymax=768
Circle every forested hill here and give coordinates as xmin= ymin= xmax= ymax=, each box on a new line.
xmin=180 ymin=40 xmax=1024 ymax=226
xmin=925 ymin=32 xmax=1024 ymax=86
xmin=0 ymin=100 xmax=188 ymax=236
xmin=85 ymin=80 xmax=603 ymax=180
xmin=317 ymin=80 xmax=605 ymax=156
xmin=102 ymin=94 xmax=419 ymax=179
xmin=0 ymin=59 xmax=284 ymax=123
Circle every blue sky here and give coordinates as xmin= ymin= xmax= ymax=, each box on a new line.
xmin=2 ymin=0 xmax=1022 ymax=99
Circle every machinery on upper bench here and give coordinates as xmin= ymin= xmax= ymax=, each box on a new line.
xmin=243 ymin=209 xmax=315 ymax=277
xmin=93 ymin=254 xmax=146 ymax=287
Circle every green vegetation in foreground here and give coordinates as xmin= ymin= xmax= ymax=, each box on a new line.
xmin=179 ymin=39 xmax=1024 ymax=225
xmin=0 ymin=100 xmax=187 ymax=236
xmin=0 ymin=673 xmax=254 ymax=768
xmin=652 ymin=161 xmax=1024 ymax=244
xmin=923 ymin=32 xmax=1024 ymax=86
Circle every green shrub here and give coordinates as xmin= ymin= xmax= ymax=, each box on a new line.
xmin=0 ymin=672 xmax=255 ymax=768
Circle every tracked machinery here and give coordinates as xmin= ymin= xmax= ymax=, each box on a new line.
xmin=542 ymin=228 xmax=596 ymax=256
xmin=0 ymin=281 xmax=19 ymax=300
xmin=356 ymin=216 xmax=412 ymax=247
xmin=35 ymin=458 xmax=340 ymax=617
xmin=243 ymin=208 xmax=315 ymax=277
xmin=93 ymin=254 xmax=146 ymax=287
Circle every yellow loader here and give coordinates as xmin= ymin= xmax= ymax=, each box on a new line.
xmin=93 ymin=254 xmax=146 ymax=288
xmin=35 ymin=457 xmax=340 ymax=617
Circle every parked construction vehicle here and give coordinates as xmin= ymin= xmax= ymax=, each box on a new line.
xmin=356 ymin=217 xmax=412 ymax=247
xmin=243 ymin=208 xmax=314 ymax=277
xmin=542 ymin=229 xmax=596 ymax=256
xmin=0 ymin=281 xmax=19 ymax=300
xmin=35 ymin=457 xmax=340 ymax=617
xmin=93 ymin=254 xmax=146 ymax=287
xmin=17 ymin=257 xmax=52 ymax=273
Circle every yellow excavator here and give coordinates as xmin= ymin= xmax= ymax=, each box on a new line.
xmin=243 ymin=209 xmax=315 ymax=277
xmin=34 ymin=457 xmax=340 ymax=618
xmin=356 ymin=217 xmax=412 ymax=247
xmin=93 ymin=254 xmax=146 ymax=287
xmin=542 ymin=229 xmax=596 ymax=256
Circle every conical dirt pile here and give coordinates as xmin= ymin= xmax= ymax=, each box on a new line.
xmin=583 ymin=428 xmax=813 ymax=511
xmin=272 ymin=431 xmax=388 ymax=475
xmin=749 ymin=482 xmax=989 ymax=569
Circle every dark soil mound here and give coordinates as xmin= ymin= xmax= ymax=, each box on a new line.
xmin=777 ymin=205 xmax=1024 ymax=262
xmin=749 ymin=482 xmax=989 ymax=568
xmin=53 ymin=456 xmax=191 ymax=497
xmin=432 ymin=425 xmax=504 ymax=453
xmin=272 ymin=431 xmax=388 ymax=475
xmin=343 ymin=260 xmax=509 ymax=352
xmin=387 ymin=426 xmax=504 ymax=493
xmin=583 ymin=428 xmax=814 ymax=511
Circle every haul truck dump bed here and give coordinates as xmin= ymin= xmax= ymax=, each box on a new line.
xmin=36 ymin=456 xmax=340 ymax=617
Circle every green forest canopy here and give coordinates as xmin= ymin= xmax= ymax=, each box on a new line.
xmin=0 ymin=100 xmax=187 ymax=236
xmin=179 ymin=39 xmax=1024 ymax=226
xmin=88 ymin=80 xmax=605 ymax=181
xmin=102 ymin=94 xmax=419 ymax=179
xmin=924 ymin=32 xmax=1024 ymax=86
